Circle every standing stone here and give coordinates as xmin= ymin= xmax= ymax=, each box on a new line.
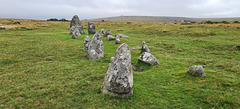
xmin=141 ymin=41 xmax=150 ymax=53
xmin=98 ymin=28 xmax=105 ymax=36
xmin=107 ymin=35 xmax=115 ymax=40
xmin=187 ymin=65 xmax=206 ymax=77
xmin=116 ymin=36 xmax=120 ymax=44
xmin=88 ymin=22 xmax=96 ymax=34
xmin=139 ymin=52 xmax=160 ymax=65
xmin=116 ymin=34 xmax=128 ymax=38
xmin=87 ymin=32 xmax=104 ymax=60
xmin=104 ymin=30 xmax=112 ymax=37
xmin=83 ymin=36 xmax=90 ymax=51
xmin=69 ymin=15 xmax=85 ymax=35
xmin=101 ymin=43 xmax=133 ymax=97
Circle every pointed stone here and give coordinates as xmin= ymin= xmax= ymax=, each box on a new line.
xmin=88 ymin=22 xmax=96 ymax=34
xmin=69 ymin=15 xmax=85 ymax=34
xmin=87 ymin=32 xmax=104 ymax=60
xmin=141 ymin=41 xmax=150 ymax=53
xmin=83 ymin=36 xmax=90 ymax=51
xmin=98 ymin=28 xmax=105 ymax=36
xmin=104 ymin=29 xmax=112 ymax=37
xmin=138 ymin=52 xmax=160 ymax=65
xmin=101 ymin=43 xmax=133 ymax=97
xmin=187 ymin=65 xmax=206 ymax=77
xmin=107 ymin=35 xmax=115 ymax=40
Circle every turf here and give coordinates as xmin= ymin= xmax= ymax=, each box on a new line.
xmin=0 ymin=20 xmax=240 ymax=108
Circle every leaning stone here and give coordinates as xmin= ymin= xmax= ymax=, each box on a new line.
xmin=187 ymin=65 xmax=206 ymax=77
xmin=107 ymin=35 xmax=115 ymax=40
xmin=98 ymin=28 xmax=105 ymax=36
xmin=141 ymin=41 xmax=150 ymax=53
xmin=88 ymin=22 xmax=96 ymax=34
xmin=101 ymin=43 xmax=133 ymax=97
xmin=69 ymin=15 xmax=85 ymax=34
xmin=83 ymin=36 xmax=90 ymax=51
xmin=116 ymin=34 xmax=128 ymax=38
xmin=104 ymin=30 xmax=111 ymax=37
xmin=116 ymin=36 xmax=120 ymax=44
xmin=87 ymin=32 xmax=104 ymax=60
xmin=138 ymin=52 xmax=160 ymax=65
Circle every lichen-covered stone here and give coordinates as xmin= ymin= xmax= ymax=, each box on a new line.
xmin=87 ymin=32 xmax=104 ymax=60
xmin=138 ymin=52 xmax=160 ymax=65
xmin=116 ymin=34 xmax=128 ymax=38
xmin=141 ymin=41 xmax=150 ymax=53
xmin=101 ymin=43 xmax=133 ymax=97
xmin=88 ymin=22 xmax=96 ymax=34
xmin=187 ymin=65 xmax=206 ymax=77
xmin=116 ymin=36 xmax=120 ymax=44
xmin=98 ymin=28 xmax=105 ymax=36
xmin=104 ymin=29 xmax=111 ymax=37
xmin=83 ymin=36 xmax=90 ymax=51
xmin=107 ymin=35 xmax=115 ymax=40
xmin=69 ymin=15 xmax=85 ymax=34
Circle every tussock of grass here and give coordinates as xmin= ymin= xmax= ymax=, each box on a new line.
xmin=0 ymin=20 xmax=239 ymax=108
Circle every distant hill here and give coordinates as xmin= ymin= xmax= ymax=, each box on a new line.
xmin=86 ymin=16 xmax=240 ymax=23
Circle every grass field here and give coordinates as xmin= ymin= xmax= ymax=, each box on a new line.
xmin=0 ymin=19 xmax=240 ymax=108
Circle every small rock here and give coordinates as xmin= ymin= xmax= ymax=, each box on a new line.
xmin=87 ymin=32 xmax=104 ymax=60
xmin=107 ymin=35 xmax=115 ymax=40
xmin=101 ymin=43 xmax=133 ymax=97
xmin=88 ymin=22 xmax=96 ymax=34
xmin=116 ymin=34 xmax=128 ymax=38
xmin=187 ymin=65 xmax=206 ymax=77
xmin=104 ymin=30 xmax=111 ymax=37
xmin=138 ymin=52 xmax=160 ymax=65
xmin=0 ymin=26 xmax=8 ymax=30
xmin=83 ymin=36 xmax=90 ymax=51
xmin=141 ymin=41 xmax=150 ymax=53
xmin=116 ymin=36 xmax=120 ymax=44
xmin=98 ymin=28 xmax=105 ymax=36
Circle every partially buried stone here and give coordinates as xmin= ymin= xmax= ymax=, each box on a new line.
xmin=141 ymin=41 xmax=150 ymax=53
xmin=69 ymin=15 xmax=85 ymax=34
xmin=83 ymin=36 xmax=90 ymax=51
xmin=88 ymin=22 xmax=96 ymax=34
xmin=104 ymin=30 xmax=111 ymax=37
xmin=116 ymin=34 xmax=128 ymax=38
xmin=107 ymin=35 xmax=115 ymax=40
xmin=87 ymin=32 xmax=104 ymax=60
xmin=98 ymin=28 xmax=105 ymax=36
xmin=101 ymin=43 xmax=133 ymax=97
xmin=116 ymin=36 xmax=120 ymax=44
xmin=138 ymin=52 xmax=160 ymax=65
xmin=0 ymin=26 xmax=8 ymax=30
xmin=187 ymin=65 xmax=206 ymax=77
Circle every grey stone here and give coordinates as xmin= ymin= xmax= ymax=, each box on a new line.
xmin=104 ymin=30 xmax=111 ymax=37
xmin=72 ymin=34 xmax=77 ymax=39
xmin=130 ymin=46 xmax=142 ymax=49
xmin=87 ymin=32 xmax=104 ymax=60
xmin=116 ymin=34 xmax=128 ymax=38
xmin=88 ymin=22 xmax=96 ymax=34
xmin=101 ymin=43 xmax=133 ymax=97
xmin=110 ymin=57 xmax=115 ymax=63
xmin=98 ymin=28 xmax=105 ymax=36
xmin=187 ymin=65 xmax=206 ymax=77
xmin=0 ymin=26 xmax=8 ymax=30
xmin=107 ymin=35 xmax=115 ymax=40
xmin=83 ymin=36 xmax=90 ymax=51
xmin=69 ymin=15 xmax=85 ymax=34
xmin=138 ymin=52 xmax=160 ymax=65
xmin=116 ymin=36 xmax=120 ymax=44
xmin=141 ymin=41 xmax=150 ymax=53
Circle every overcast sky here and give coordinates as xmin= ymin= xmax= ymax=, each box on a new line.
xmin=0 ymin=0 xmax=240 ymax=20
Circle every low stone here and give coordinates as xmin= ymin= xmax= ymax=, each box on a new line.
xmin=72 ymin=34 xmax=77 ymax=39
xmin=187 ymin=65 xmax=206 ymax=77
xmin=116 ymin=34 xmax=128 ymax=38
xmin=107 ymin=35 xmax=115 ymax=40
xmin=0 ymin=26 xmax=8 ymax=30
xmin=98 ymin=28 xmax=105 ymax=36
xmin=87 ymin=32 xmax=104 ymax=60
xmin=101 ymin=43 xmax=133 ymax=97
xmin=138 ymin=52 xmax=160 ymax=65
xmin=83 ymin=36 xmax=90 ymax=51
xmin=116 ymin=36 xmax=120 ymax=44
xmin=104 ymin=30 xmax=111 ymax=37
xmin=141 ymin=41 xmax=150 ymax=53
xmin=88 ymin=22 xmax=96 ymax=34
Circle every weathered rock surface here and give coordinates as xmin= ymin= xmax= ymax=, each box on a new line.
xmin=87 ymin=32 xmax=104 ymax=60
xmin=141 ymin=41 xmax=150 ymax=53
xmin=116 ymin=36 xmax=120 ymax=44
xmin=98 ymin=28 xmax=105 ymax=36
xmin=101 ymin=43 xmax=133 ymax=97
xmin=72 ymin=34 xmax=77 ymax=39
xmin=116 ymin=34 xmax=128 ymax=38
xmin=187 ymin=65 xmax=206 ymax=77
xmin=107 ymin=35 xmax=115 ymax=40
xmin=83 ymin=36 xmax=90 ymax=51
xmin=88 ymin=22 xmax=96 ymax=34
xmin=0 ymin=26 xmax=8 ymax=30
xmin=104 ymin=30 xmax=112 ymax=37
xmin=69 ymin=15 xmax=85 ymax=34
xmin=138 ymin=52 xmax=160 ymax=65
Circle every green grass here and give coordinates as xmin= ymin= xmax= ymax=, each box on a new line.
xmin=0 ymin=21 xmax=240 ymax=108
